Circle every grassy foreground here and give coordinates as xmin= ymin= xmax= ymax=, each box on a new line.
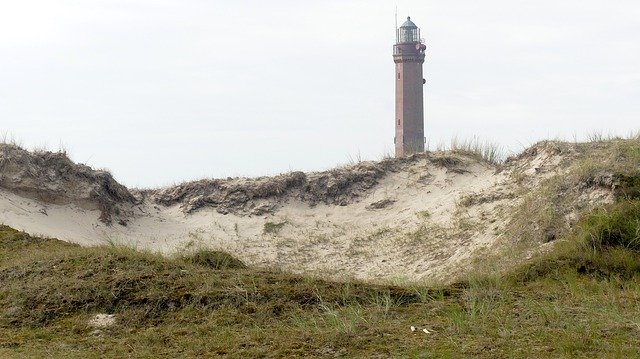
xmin=1 ymin=200 xmax=639 ymax=357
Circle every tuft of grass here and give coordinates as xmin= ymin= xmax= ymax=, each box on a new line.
xmin=615 ymin=173 xmax=640 ymax=200
xmin=579 ymin=200 xmax=640 ymax=252
xmin=180 ymin=249 xmax=246 ymax=269
xmin=366 ymin=227 xmax=393 ymax=240
xmin=449 ymin=136 xmax=505 ymax=166
xmin=263 ymin=221 xmax=287 ymax=235
xmin=430 ymin=155 xmax=462 ymax=168
xmin=416 ymin=210 xmax=431 ymax=219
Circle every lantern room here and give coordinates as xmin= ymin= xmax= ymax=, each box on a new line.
xmin=396 ymin=17 xmax=421 ymax=44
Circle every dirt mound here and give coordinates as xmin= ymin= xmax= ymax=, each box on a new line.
xmin=0 ymin=144 xmax=136 ymax=223
xmin=149 ymin=156 xmax=423 ymax=215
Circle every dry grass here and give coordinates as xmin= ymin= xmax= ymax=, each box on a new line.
xmin=449 ymin=136 xmax=505 ymax=166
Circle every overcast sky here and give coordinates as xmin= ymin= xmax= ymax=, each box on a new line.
xmin=1 ymin=1 xmax=639 ymax=187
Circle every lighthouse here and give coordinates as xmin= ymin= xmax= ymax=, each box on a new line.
xmin=393 ymin=16 xmax=426 ymax=157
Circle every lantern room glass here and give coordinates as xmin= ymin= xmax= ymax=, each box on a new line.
xmin=398 ymin=27 xmax=420 ymax=44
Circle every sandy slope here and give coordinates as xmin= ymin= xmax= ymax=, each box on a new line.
xmin=0 ymin=142 xmax=617 ymax=284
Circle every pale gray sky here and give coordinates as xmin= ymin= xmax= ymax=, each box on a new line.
xmin=1 ymin=0 xmax=639 ymax=187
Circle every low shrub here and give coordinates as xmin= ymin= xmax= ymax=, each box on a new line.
xmin=577 ymin=200 xmax=640 ymax=252
xmin=263 ymin=221 xmax=287 ymax=235
xmin=181 ymin=249 xmax=246 ymax=269
xmin=615 ymin=173 xmax=640 ymax=200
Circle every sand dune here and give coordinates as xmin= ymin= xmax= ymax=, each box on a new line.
xmin=0 ymin=141 xmax=619 ymax=284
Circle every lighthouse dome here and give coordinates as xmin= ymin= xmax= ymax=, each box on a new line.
xmin=400 ymin=17 xmax=418 ymax=29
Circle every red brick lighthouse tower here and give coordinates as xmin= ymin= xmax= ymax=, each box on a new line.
xmin=393 ymin=16 xmax=426 ymax=157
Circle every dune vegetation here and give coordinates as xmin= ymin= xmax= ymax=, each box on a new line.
xmin=1 ymin=196 xmax=639 ymax=357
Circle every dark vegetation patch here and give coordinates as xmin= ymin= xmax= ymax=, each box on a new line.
xmin=262 ymin=221 xmax=287 ymax=235
xmin=430 ymin=156 xmax=462 ymax=168
xmin=615 ymin=173 xmax=640 ymax=200
xmin=580 ymin=200 xmax=640 ymax=252
xmin=179 ymin=250 xmax=247 ymax=270
xmin=365 ymin=198 xmax=396 ymax=210
xmin=447 ymin=167 xmax=470 ymax=174
xmin=458 ymin=191 xmax=516 ymax=207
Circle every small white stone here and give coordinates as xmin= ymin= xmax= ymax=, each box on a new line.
xmin=410 ymin=326 xmax=416 ymax=332
xmin=88 ymin=314 xmax=116 ymax=328
xmin=422 ymin=328 xmax=431 ymax=334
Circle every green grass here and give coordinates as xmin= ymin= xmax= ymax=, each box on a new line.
xmin=179 ymin=249 xmax=247 ymax=270
xmin=580 ymin=200 xmax=640 ymax=251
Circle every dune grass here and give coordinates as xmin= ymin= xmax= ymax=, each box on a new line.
xmin=448 ymin=136 xmax=505 ymax=166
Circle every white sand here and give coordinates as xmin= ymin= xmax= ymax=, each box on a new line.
xmin=2 ymin=153 xmax=531 ymax=284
